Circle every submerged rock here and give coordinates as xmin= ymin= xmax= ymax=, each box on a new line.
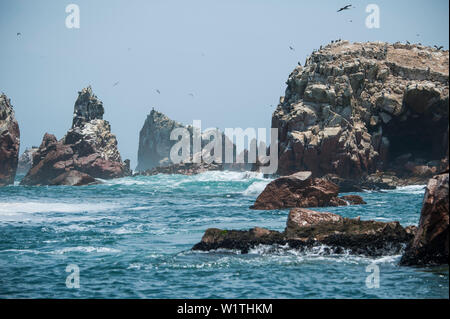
xmin=0 ymin=93 xmax=20 ymax=186
xmin=401 ymin=172 xmax=449 ymax=266
xmin=250 ymin=171 xmax=365 ymax=210
xmin=193 ymin=208 xmax=414 ymax=255
xmin=274 ymin=41 xmax=449 ymax=180
xmin=340 ymin=195 xmax=366 ymax=205
xmin=20 ymin=87 xmax=129 ymax=186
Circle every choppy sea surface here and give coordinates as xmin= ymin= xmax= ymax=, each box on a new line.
xmin=0 ymin=171 xmax=448 ymax=298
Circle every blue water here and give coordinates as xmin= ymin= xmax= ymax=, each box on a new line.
xmin=0 ymin=171 xmax=448 ymax=299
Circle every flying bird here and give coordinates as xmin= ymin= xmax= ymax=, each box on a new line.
xmin=188 ymin=93 xmax=194 ymax=97
xmin=434 ymin=45 xmax=444 ymax=50
xmin=16 ymin=32 xmax=21 ymax=37
xmin=156 ymin=89 xmax=161 ymax=94
xmin=337 ymin=4 xmax=352 ymax=12
xmin=289 ymin=46 xmax=295 ymax=51
xmin=113 ymin=81 xmax=120 ymax=87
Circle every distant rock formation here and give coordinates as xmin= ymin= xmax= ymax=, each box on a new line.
xmin=274 ymin=41 xmax=449 ymax=180
xmin=193 ymin=208 xmax=414 ymax=255
xmin=401 ymin=172 xmax=449 ymax=266
xmin=20 ymin=87 xmax=130 ymax=186
xmin=136 ymin=109 xmax=250 ymax=174
xmin=0 ymin=93 xmax=20 ymax=186
xmin=250 ymin=171 xmax=365 ymax=210
xmin=17 ymin=146 xmax=38 ymax=175
xmin=137 ymin=110 xmax=185 ymax=171
xmin=137 ymin=162 xmax=222 ymax=176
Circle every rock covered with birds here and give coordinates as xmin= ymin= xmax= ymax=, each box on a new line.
xmin=20 ymin=86 xmax=131 ymax=186
xmin=273 ymin=41 xmax=449 ymax=181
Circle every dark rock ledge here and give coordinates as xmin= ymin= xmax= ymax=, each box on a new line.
xmin=193 ymin=208 xmax=416 ymax=256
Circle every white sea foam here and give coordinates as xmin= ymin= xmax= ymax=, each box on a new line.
xmin=391 ymin=185 xmax=427 ymax=195
xmin=53 ymin=246 xmax=121 ymax=254
xmin=0 ymin=202 xmax=118 ymax=215
xmin=242 ymin=180 xmax=270 ymax=196
xmin=193 ymin=170 xmax=266 ymax=182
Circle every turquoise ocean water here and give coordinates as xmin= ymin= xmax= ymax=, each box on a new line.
xmin=0 ymin=171 xmax=448 ymax=298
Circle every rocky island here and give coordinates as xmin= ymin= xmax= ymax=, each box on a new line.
xmin=273 ymin=41 xmax=448 ymax=186
xmin=20 ymin=86 xmax=131 ymax=186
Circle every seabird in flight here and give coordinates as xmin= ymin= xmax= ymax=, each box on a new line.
xmin=337 ymin=4 xmax=352 ymax=12
xmin=156 ymin=89 xmax=161 ymax=94
xmin=289 ymin=46 xmax=295 ymax=51
xmin=113 ymin=81 xmax=119 ymax=87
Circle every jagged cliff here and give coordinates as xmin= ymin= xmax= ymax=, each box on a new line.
xmin=0 ymin=93 xmax=20 ymax=186
xmin=21 ymin=87 xmax=130 ymax=186
xmin=273 ymin=41 xmax=449 ymax=179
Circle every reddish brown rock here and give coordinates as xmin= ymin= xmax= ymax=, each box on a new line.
xmin=20 ymin=87 xmax=129 ymax=186
xmin=401 ymin=173 xmax=449 ymax=266
xmin=250 ymin=171 xmax=364 ymax=210
xmin=0 ymin=94 xmax=20 ymax=186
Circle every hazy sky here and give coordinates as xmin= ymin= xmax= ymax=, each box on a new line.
xmin=0 ymin=0 xmax=448 ymax=168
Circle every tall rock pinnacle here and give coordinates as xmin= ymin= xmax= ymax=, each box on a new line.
xmin=0 ymin=93 xmax=20 ymax=186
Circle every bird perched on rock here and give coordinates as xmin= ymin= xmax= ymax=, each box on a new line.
xmin=337 ymin=4 xmax=352 ymax=12
xmin=406 ymin=41 xmax=410 ymax=45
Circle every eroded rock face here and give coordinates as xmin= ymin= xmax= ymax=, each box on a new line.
xmin=401 ymin=172 xmax=449 ymax=266
xmin=274 ymin=41 xmax=449 ymax=179
xmin=0 ymin=94 xmax=20 ymax=186
xmin=17 ymin=147 xmax=38 ymax=175
xmin=193 ymin=208 xmax=414 ymax=255
xmin=20 ymin=87 xmax=129 ymax=186
xmin=250 ymin=171 xmax=365 ymax=210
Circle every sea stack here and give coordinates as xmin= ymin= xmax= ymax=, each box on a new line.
xmin=274 ymin=41 xmax=449 ymax=181
xmin=20 ymin=86 xmax=130 ymax=186
xmin=0 ymin=93 xmax=20 ymax=186
xmin=136 ymin=109 xmax=186 ymax=171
